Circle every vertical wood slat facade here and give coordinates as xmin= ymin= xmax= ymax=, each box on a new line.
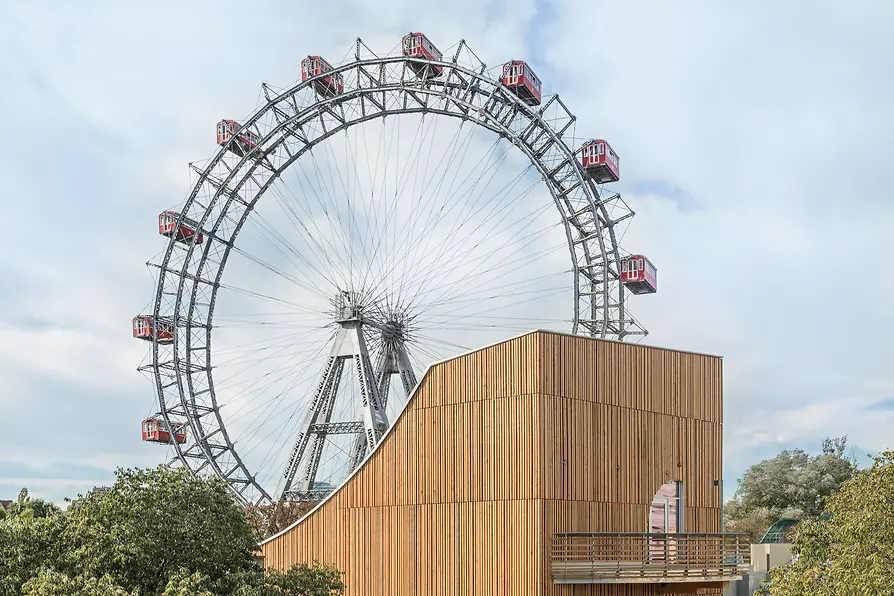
xmin=261 ymin=330 xmax=724 ymax=595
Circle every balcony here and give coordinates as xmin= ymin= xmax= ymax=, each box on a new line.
xmin=552 ymin=532 xmax=750 ymax=585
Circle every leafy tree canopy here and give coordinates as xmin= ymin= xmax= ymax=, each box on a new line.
xmin=22 ymin=569 xmax=130 ymax=596
xmin=0 ymin=466 xmax=344 ymax=596
xmin=761 ymin=451 xmax=894 ymax=595
xmin=5 ymin=488 xmax=59 ymax=520
xmin=724 ymin=437 xmax=856 ymax=542
xmin=245 ymin=501 xmax=317 ymax=539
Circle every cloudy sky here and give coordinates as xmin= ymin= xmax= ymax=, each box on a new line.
xmin=0 ymin=0 xmax=892 ymax=505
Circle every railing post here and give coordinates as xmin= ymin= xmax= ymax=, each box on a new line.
xmin=616 ymin=533 xmax=621 ymax=579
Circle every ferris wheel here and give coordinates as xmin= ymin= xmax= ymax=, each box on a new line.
xmin=134 ymin=34 xmax=657 ymax=506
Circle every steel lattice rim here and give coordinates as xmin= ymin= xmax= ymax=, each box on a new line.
xmin=146 ymin=42 xmax=645 ymax=505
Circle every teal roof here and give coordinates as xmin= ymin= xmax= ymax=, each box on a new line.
xmin=759 ymin=517 xmax=801 ymax=543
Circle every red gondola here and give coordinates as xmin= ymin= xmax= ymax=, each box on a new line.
xmin=142 ymin=417 xmax=187 ymax=444
xmin=216 ymin=120 xmax=263 ymax=158
xmin=621 ymin=255 xmax=657 ymax=295
xmin=581 ymin=139 xmax=620 ymax=183
xmin=158 ymin=211 xmax=204 ymax=245
xmin=501 ymin=60 xmax=542 ymax=106
xmin=132 ymin=315 xmax=174 ymax=344
xmin=401 ymin=32 xmax=443 ymax=78
xmin=301 ymin=56 xmax=344 ymax=97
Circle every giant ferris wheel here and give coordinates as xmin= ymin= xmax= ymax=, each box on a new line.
xmin=134 ymin=34 xmax=658 ymax=506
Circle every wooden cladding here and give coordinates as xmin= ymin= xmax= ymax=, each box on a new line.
xmin=261 ymin=331 xmax=724 ymax=596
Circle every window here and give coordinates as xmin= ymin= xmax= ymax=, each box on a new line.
xmin=650 ymin=481 xmax=683 ymax=534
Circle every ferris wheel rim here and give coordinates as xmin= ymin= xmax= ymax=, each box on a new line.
xmin=148 ymin=47 xmax=639 ymax=506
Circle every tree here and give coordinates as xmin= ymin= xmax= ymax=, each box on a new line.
xmin=21 ymin=570 xmax=131 ymax=596
xmin=5 ymin=488 xmax=60 ymax=520
xmin=724 ymin=437 xmax=856 ymax=542
xmin=161 ymin=569 xmax=215 ymax=596
xmin=245 ymin=501 xmax=317 ymax=539
xmin=60 ymin=466 xmax=260 ymax=595
xmin=0 ymin=510 xmax=68 ymax=595
xmin=264 ymin=562 xmax=346 ymax=596
xmin=761 ymin=451 xmax=894 ymax=595
xmin=0 ymin=466 xmax=345 ymax=596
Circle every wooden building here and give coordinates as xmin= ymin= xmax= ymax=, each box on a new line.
xmin=260 ymin=330 xmax=747 ymax=595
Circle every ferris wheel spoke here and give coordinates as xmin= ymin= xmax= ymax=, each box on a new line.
xmin=282 ymin=152 xmax=356 ymax=277
xmin=411 ymin=269 xmax=570 ymax=317
xmin=143 ymin=42 xmax=643 ymax=506
xmin=415 ymin=286 xmax=571 ymax=329
xmin=259 ymin=189 xmax=346 ymax=294
xmin=361 ymin=132 xmax=506 ymax=310
xmin=394 ymin=216 xmax=560 ymax=316
xmin=234 ymin=177 xmax=344 ymax=287
xmin=417 ymin=247 xmax=567 ymax=310
xmin=212 ymin=329 xmax=333 ymax=394
xmin=355 ymin=113 xmax=424 ymax=299
xmin=227 ymin=355 xmax=328 ymax=456
xmin=216 ymin=283 xmax=328 ymax=317
xmin=317 ymin=126 xmax=373 ymax=285
xmin=395 ymin=183 xmax=549 ymax=311
xmin=257 ymin=195 xmax=349 ymax=296
xmin=388 ymin=133 xmax=508 ymax=305
xmin=405 ymin=212 xmax=569 ymax=309
xmin=357 ymin=113 xmax=460 ymax=301
xmin=364 ymin=114 xmax=477 ymax=294
xmin=211 ymin=331 xmax=330 ymax=370
xmin=387 ymin=149 xmax=542 ymax=309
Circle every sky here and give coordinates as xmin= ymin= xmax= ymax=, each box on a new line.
xmin=0 ymin=0 xmax=892 ymax=506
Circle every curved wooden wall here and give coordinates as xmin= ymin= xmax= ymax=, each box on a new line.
xmin=260 ymin=331 xmax=724 ymax=596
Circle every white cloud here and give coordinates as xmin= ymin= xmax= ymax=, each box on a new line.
xmin=1 ymin=0 xmax=892 ymax=501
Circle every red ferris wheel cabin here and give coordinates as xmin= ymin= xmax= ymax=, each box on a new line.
xmin=581 ymin=139 xmax=620 ymax=183
xmin=217 ymin=120 xmax=262 ymax=158
xmin=158 ymin=211 xmax=204 ymax=245
xmin=621 ymin=255 xmax=657 ymax=295
xmin=132 ymin=315 xmax=174 ymax=344
xmin=502 ymin=60 xmax=542 ymax=106
xmin=142 ymin=417 xmax=187 ymax=444
xmin=402 ymin=32 xmax=443 ymax=78
xmin=301 ymin=55 xmax=344 ymax=97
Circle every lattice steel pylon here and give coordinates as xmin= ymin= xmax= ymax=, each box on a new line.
xmin=349 ymin=316 xmax=417 ymax=471
xmin=274 ymin=292 xmax=415 ymax=502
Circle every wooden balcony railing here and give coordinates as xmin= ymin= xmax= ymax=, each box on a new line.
xmin=551 ymin=532 xmax=750 ymax=584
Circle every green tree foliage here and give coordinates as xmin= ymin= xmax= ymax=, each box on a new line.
xmin=61 ymin=467 xmax=259 ymax=594
xmin=245 ymin=501 xmax=317 ymax=539
xmin=0 ymin=466 xmax=344 ymax=596
xmin=161 ymin=569 xmax=215 ymax=596
xmin=21 ymin=570 xmax=131 ymax=596
xmin=5 ymin=488 xmax=60 ymax=520
xmin=0 ymin=511 xmax=68 ymax=594
xmin=264 ymin=562 xmax=346 ymax=596
xmin=761 ymin=451 xmax=894 ymax=595
xmin=724 ymin=437 xmax=857 ymax=542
